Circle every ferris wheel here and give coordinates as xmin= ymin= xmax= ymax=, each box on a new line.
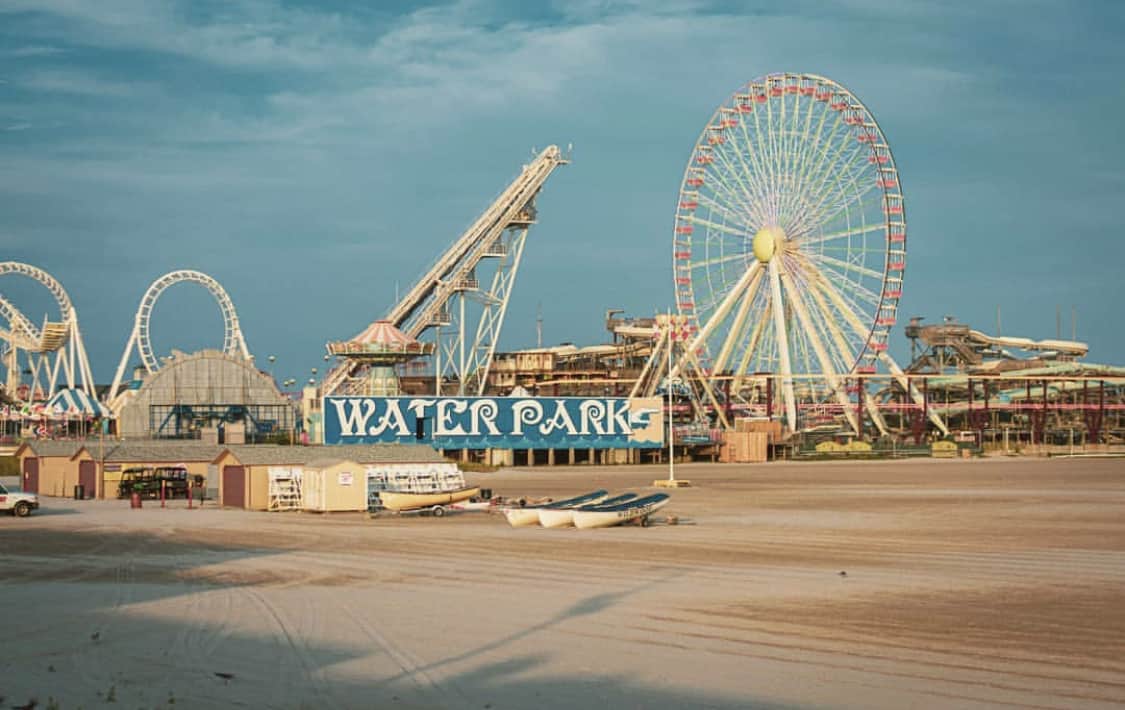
xmin=672 ymin=72 xmax=936 ymax=433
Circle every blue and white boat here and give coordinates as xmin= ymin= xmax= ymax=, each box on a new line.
xmin=572 ymin=493 xmax=670 ymax=529
xmin=538 ymin=492 xmax=638 ymax=528
xmin=504 ymin=489 xmax=609 ymax=527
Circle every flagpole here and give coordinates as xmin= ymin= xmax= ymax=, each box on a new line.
xmin=667 ymin=309 xmax=675 ymax=483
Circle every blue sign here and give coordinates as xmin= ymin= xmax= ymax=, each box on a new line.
xmin=323 ymin=396 xmax=664 ymax=449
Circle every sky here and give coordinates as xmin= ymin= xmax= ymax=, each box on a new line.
xmin=1 ymin=0 xmax=1124 ymax=387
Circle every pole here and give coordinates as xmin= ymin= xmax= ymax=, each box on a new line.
xmin=98 ymin=421 xmax=105 ymax=500
xmin=667 ymin=312 xmax=675 ymax=482
xmin=435 ymin=326 xmax=442 ymax=396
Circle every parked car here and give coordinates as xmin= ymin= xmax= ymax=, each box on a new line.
xmin=118 ymin=466 xmax=194 ymax=499
xmin=0 ymin=481 xmax=39 ymax=517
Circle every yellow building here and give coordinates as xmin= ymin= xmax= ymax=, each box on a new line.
xmin=14 ymin=442 xmax=96 ymax=498
xmin=301 ymin=458 xmax=367 ymax=512
xmin=214 ymin=444 xmax=450 ymax=511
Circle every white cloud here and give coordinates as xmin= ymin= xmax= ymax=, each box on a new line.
xmin=17 ymin=69 xmax=150 ymax=97
xmin=1 ymin=45 xmax=67 ymax=58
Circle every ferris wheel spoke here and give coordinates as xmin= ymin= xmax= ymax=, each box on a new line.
xmin=785 ymin=112 xmax=848 ymax=232
xmin=818 ymin=272 xmax=882 ymax=309
xmin=759 ymin=94 xmax=781 ymax=222
xmin=695 ymin=191 xmax=757 ymax=228
xmin=790 ymin=96 xmax=829 ymax=206
xmin=778 ymin=98 xmax=824 ymax=224
xmin=808 ymin=263 xmax=878 ymax=341
xmin=799 ymin=164 xmax=878 ymax=239
xmin=712 ymin=113 xmax=774 ymax=221
xmin=688 ymin=251 xmax=749 ymax=273
xmin=718 ymin=118 xmax=772 ymax=221
xmin=789 ymin=144 xmax=870 ymax=236
xmin=733 ymin=104 xmax=777 ymax=215
xmin=708 ymin=162 xmax=768 ymax=230
xmin=796 ymin=261 xmax=882 ymax=346
xmin=799 ymin=222 xmax=884 ymax=247
xmin=681 ymin=214 xmax=753 ymax=241
xmin=705 ymin=158 xmax=766 ymax=228
xmin=719 ymin=125 xmax=775 ymax=225
xmin=812 ymin=176 xmax=880 ymax=233
xmin=807 ymin=253 xmax=885 ymax=282
xmin=777 ymin=84 xmax=796 ymax=203
xmin=788 ymin=128 xmax=866 ymax=230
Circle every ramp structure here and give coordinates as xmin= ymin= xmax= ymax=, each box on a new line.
xmin=323 ymin=145 xmax=569 ymax=396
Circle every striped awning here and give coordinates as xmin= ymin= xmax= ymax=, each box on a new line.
xmin=46 ymin=388 xmax=113 ymax=418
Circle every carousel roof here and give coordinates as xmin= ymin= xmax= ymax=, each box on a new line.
xmin=327 ymin=320 xmax=432 ymax=359
xmin=46 ymin=388 xmax=112 ymax=418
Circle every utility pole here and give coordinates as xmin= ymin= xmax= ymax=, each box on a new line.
xmin=536 ymin=302 xmax=543 ymax=349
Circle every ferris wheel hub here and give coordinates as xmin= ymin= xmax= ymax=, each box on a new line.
xmin=752 ymin=225 xmax=786 ymax=263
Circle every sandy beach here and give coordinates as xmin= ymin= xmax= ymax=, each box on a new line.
xmin=2 ymin=457 xmax=1123 ymax=709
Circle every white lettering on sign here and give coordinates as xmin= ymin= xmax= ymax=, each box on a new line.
xmin=329 ymin=398 xmax=648 ymax=440
xmin=332 ymin=398 xmax=375 ymax=437
xmin=370 ymin=399 xmax=410 ymax=436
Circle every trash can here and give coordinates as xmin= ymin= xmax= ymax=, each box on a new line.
xmin=130 ymin=492 xmax=143 ymax=509
xmin=480 ymin=488 xmax=493 ymax=500
xmin=74 ymin=484 xmax=85 ymax=500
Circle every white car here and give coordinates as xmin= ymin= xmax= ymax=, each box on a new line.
xmin=0 ymin=482 xmax=39 ymax=517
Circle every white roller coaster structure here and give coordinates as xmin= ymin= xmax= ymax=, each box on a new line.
xmin=322 ymin=145 xmax=569 ymax=396
xmin=107 ymin=270 xmax=251 ymax=406
xmin=0 ymin=261 xmax=96 ymax=404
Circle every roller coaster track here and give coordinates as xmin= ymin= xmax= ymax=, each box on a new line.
xmin=0 ymin=262 xmax=96 ymax=403
xmin=323 ymin=145 xmax=568 ymax=396
xmin=107 ymin=270 xmax=251 ymax=406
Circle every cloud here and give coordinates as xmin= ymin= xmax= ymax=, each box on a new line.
xmin=1 ymin=0 xmax=1123 ymax=372
xmin=1 ymin=45 xmax=67 ymax=58
xmin=0 ymin=0 xmax=365 ymax=70
xmin=3 ymin=123 xmax=32 ymax=131
xmin=16 ymin=69 xmax=148 ymax=97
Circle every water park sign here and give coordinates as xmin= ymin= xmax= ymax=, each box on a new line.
xmin=323 ymin=396 xmax=664 ymax=449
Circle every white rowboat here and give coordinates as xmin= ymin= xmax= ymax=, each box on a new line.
xmin=572 ymin=493 xmax=670 ymax=530
xmin=537 ymin=492 xmax=638 ymax=528
xmin=504 ymin=490 xmax=609 ymax=528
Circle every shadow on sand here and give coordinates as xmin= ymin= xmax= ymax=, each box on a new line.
xmin=0 ymin=526 xmax=790 ymax=709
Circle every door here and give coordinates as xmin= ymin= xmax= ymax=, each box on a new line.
xmin=222 ymin=465 xmax=246 ymax=508
xmin=78 ymin=461 xmax=97 ymax=499
xmin=22 ymin=457 xmax=39 ymax=494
